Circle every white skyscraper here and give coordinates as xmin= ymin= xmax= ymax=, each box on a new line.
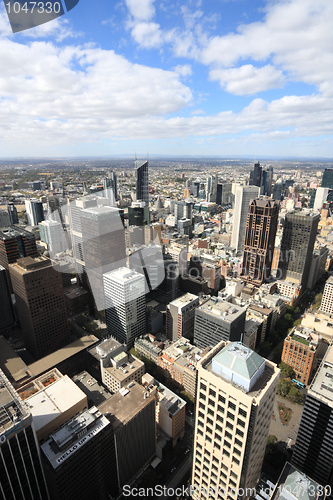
xmin=103 ymin=267 xmax=146 ymax=349
xmin=191 ymin=341 xmax=279 ymax=500
xmin=231 ymin=185 xmax=260 ymax=253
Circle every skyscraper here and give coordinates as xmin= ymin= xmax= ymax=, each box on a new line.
xmin=0 ymin=369 xmax=49 ymax=500
xmin=103 ymin=171 xmax=117 ymax=206
xmin=241 ymin=199 xmax=279 ymax=286
xmin=278 ymin=212 xmax=320 ymax=288
xmin=320 ymin=276 xmax=333 ymax=316
xmin=231 ymin=186 xmax=260 ymax=253
xmin=191 ymin=341 xmax=279 ymax=500
xmin=291 ymin=345 xmax=333 ymax=491
xmin=166 ymin=293 xmax=199 ymax=342
xmin=321 ymin=168 xmax=333 ymax=189
xmin=0 ymin=226 xmax=38 ymax=269
xmin=249 ymin=162 xmax=263 ymax=190
xmin=39 ymin=219 xmax=64 ymax=254
xmin=136 ymin=160 xmax=149 ymax=206
xmin=80 ymin=206 xmax=126 ymax=311
xmin=206 ymin=175 xmax=218 ymax=203
xmin=103 ymin=267 xmax=146 ymax=349
xmin=8 ymin=256 xmax=69 ymax=359
xmin=0 ymin=265 xmax=15 ymax=333
xmin=25 ymin=199 xmax=44 ymax=226
xmin=7 ymin=203 xmax=19 ymax=225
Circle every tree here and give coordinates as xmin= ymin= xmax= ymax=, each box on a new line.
xmin=279 ymin=362 xmax=295 ymax=379
xmin=277 ymin=378 xmax=291 ymax=397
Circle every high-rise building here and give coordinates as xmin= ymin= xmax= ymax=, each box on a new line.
xmin=278 ymin=212 xmax=320 ymax=288
xmin=25 ymin=199 xmax=44 ymax=226
xmin=0 ymin=265 xmax=15 ymax=332
xmin=103 ymin=170 xmax=117 ymax=205
xmin=0 ymin=227 xmax=38 ymax=269
xmin=166 ymin=293 xmax=199 ymax=342
xmin=104 ymin=267 xmax=146 ymax=349
xmin=191 ymin=341 xmax=279 ymax=500
xmin=320 ymin=276 xmax=333 ymax=316
xmin=128 ymin=201 xmax=150 ymax=226
xmin=193 ymin=299 xmax=246 ymax=349
xmin=136 ymin=161 xmax=149 ymax=206
xmin=241 ymin=199 xmax=279 ymax=286
xmin=217 ymin=182 xmax=233 ymax=206
xmin=41 ymin=407 xmax=117 ymax=500
xmin=8 ymin=256 xmax=69 ymax=359
xmin=206 ymin=175 xmax=218 ymax=203
xmin=39 ymin=219 xmax=64 ymax=254
xmin=174 ymin=200 xmax=194 ymax=222
xmin=80 ymin=206 xmax=126 ymax=310
xmin=321 ymin=168 xmax=333 ymax=189
xmin=7 ymin=203 xmax=19 ymax=225
xmin=0 ymin=369 xmax=49 ymax=500
xmin=249 ymin=162 xmax=263 ymax=189
xmin=0 ymin=209 xmax=10 ymax=228
xmin=231 ymin=186 xmax=260 ymax=253
xmin=291 ymin=345 xmax=333 ymax=490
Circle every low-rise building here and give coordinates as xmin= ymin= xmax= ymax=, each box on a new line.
xmin=166 ymin=292 xmax=199 ymax=342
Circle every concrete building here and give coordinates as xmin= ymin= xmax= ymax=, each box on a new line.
xmin=279 ymin=212 xmax=320 ymax=288
xmin=292 ymin=346 xmax=333 ymax=490
xmin=142 ymin=373 xmax=186 ymax=447
xmin=0 ymin=209 xmax=10 ymax=228
xmin=98 ymin=381 xmax=156 ymax=490
xmin=0 ymin=369 xmax=49 ymax=500
xmin=95 ymin=338 xmax=144 ymax=393
xmin=9 ymin=256 xmax=70 ymax=359
xmin=0 ymin=226 xmax=38 ymax=269
xmin=241 ymin=199 xmax=279 ymax=286
xmin=320 ymin=276 xmax=333 ymax=316
xmin=0 ymin=265 xmax=15 ymax=333
xmin=166 ymin=293 xmax=199 ymax=342
xmin=39 ymin=219 xmax=64 ymax=254
xmin=18 ymin=369 xmax=88 ymax=442
xmin=231 ymin=185 xmax=260 ymax=254
xmin=128 ymin=202 xmax=150 ymax=226
xmin=281 ymin=327 xmax=328 ymax=385
xmin=194 ymin=298 xmax=246 ymax=349
xmin=41 ymin=407 xmax=117 ymax=500
xmin=191 ymin=341 xmax=279 ymax=500
xmin=270 ymin=462 xmax=326 ymax=500
xmin=25 ymin=199 xmax=44 ymax=226
xmin=307 ymin=245 xmax=328 ymax=290
xmin=7 ymin=202 xmax=18 ymax=225
xmin=104 ymin=267 xmax=146 ymax=349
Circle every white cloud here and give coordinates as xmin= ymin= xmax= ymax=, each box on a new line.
xmin=210 ymin=64 xmax=285 ymax=95
xmin=173 ymin=65 xmax=192 ymax=77
xmin=130 ymin=22 xmax=163 ymax=48
xmin=125 ymin=0 xmax=156 ymax=21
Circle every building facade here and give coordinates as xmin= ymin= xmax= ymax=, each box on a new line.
xmin=320 ymin=276 xmax=333 ymax=316
xmin=231 ymin=186 xmax=260 ymax=254
xmin=166 ymin=293 xmax=199 ymax=342
xmin=136 ymin=161 xmax=149 ymax=206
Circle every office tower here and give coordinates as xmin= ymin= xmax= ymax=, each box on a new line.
xmin=321 ymin=168 xmax=333 ymax=188
xmin=0 ymin=227 xmax=38 ymax=269
xmin=8 ymin=256 xmax=69 ymax=359
xmin=41 ymin=407 xmax=117 ymax=500
xmin=39 ymin=219 xmax=64 ymax=254
xmin=314 ymin=187 xmax=333 ymax=211
xmin=166 ymin=293 xmax=199 ymax=342
xmin=0 ymin=209 xmax=10 ymax=228
xmin=193 ymin=299 xmax=246 ymax=349
xmin=320 ymin=276 xmax=333 ymax=316
xmin=0 ymin=265 xmax=15 ymax=332
xmin=103 ymin=170 xmax=117 ymax=205
xmin=206 ymin=175 xmax=218 ymax=203
xmin=0 ymin=369 xmax=49 ymax=500
xmin=291 ymin=346 xmax=333 ymax=490
xmin=249 ymin=162 xmax=263 ymax=189
xmin=278 ymin=212 xmax=320 ymax=288
xmin=241 ymin=199 xmax=279 ymax=286
xmin=265 ymin=166 xmax=273 ymax=196
xmin=191 ymin=341 xmax=279 ymax=500
xmin=7 ymin=202 xmax=19 ymax=225
xmin=99 ymin=381 xmax=156 ymax=492
xmin=96 ymin=338 xmax=144 ymax=393
xmin=80 ymin=206 xmax=126 ymax=311
xmin=272 ymin=180 xmax=283 ymax=201
xmin=217 ymin=182 xmax=233 ymax=206
xmin=104 ymin=267 xmax=146 ymax=349
xmin=174 ymin=200 xmax=194 ymax=222
xmin=136 ymin=160 xmax=149 ymax=206
xmin=231 ymin=186 xmax=260 ymax=253
xmin=128 ymin=201 xmax=150 ymax=226
xmin=25 ymin=199 xmax=44 ymax=226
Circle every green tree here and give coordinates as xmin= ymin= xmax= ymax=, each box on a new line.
xmin=279 ymin=362 xmax=295 ymax=379
xmin=277 ymin=378 xmax=291 ymax=397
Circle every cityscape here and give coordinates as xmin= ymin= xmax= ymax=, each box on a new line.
xmin=0 ymin=157 xmax=333 ymax=500
xmin=1 ymin=0 xmax=333 ymax=499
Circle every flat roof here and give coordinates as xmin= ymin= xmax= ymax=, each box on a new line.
xmin=98 ymin=381 xmax=154 ymax=431
xmin=198 ymin=298 xmax=245 ymax=321
xmin=103 ymin=355 xmax=144 ymax=383
xmin=28 ymin=335 xmax=98 ymax=377
xmin=0 ymin=336 xmax=30 ymax=383
xmin=169 ymin=293 xmax=199 ymax=308
xmin=271 ymin=462 xmax=324 ymax=500
xmin=103 ymin=267 xmax=144 ymax=283
xmin=309 ymin=345 xmax=333 ymax=405
xmin=73 ymin=371 xmax=112 ymax=407
xmin=0 ymin=369 xmax=30 ymax=435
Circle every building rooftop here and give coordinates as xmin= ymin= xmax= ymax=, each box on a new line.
xmin=103 ymin=266 xmax=144 ymax=284
xmin=103 ymin=354 xmax=144 ymax=383
xmin=41 ymin=407 xmax=110 ymax=469
xmin=198 ymin=298 xmax=246 ymax=321
xmin=169 ymin=293 xmax=199 ymax=309
xmin=0 ymin=336 xmax=30 ymax=384
xmin=271 ymin=462 xmax=324 ymax=500
xmin=98 ymin=381 xmax=154 ymax=431
xmin=28 ymin=335 xmax=99 ymax=377
xmin=0 ymin=369 xmax=30 ymax=436
xmin=73 ymin=371 xmax=112 ymax=407
xmin=309 ymin=345 xmax=333 ymax=405
xmin=212 ymin=342 xmax=265 ymax=380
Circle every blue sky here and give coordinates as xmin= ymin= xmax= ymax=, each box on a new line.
xmin=1 ymin=0 xmax=333 ymax=158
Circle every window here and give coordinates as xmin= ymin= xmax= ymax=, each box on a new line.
xmin=206 ymin=436 xmax=212 ymax=443
xmin=214 ymin=433 xmax=221 ymax=441
xmin=225 ymin=431 xmax=232 ymax=440
xmin=218 ymin=405 xmax=225 ymax=414
xmin=219 ymin=394 xmax=226 ymax=404
xmin=226 ymin=421 xmax=233 ymax=430
xmin=233 ymin=447 xmax=241 ymax=456
xmin=199 ymin=402 xmax=205 ymax=410
xmin=216 ymin=424 xmax=222 ymax=433
xmin=224 ymin=440 xmax=231 ymax=448
xmin=208 ymin=408 xmax=214 ymax=416
xmin=200 ymin=382 xmax=207 ymax=391
xmin=236 ymin=429 xmax=244 ymax=438
xmin=217 ymin=414 xmax=223 ymax=423
xmin=200 ymin=392 xmax=206 ymax=401
xmin=209 ymin=388 xmax=216 ymax=398
xmin=232 ymin=457 xmax=240 ymax=465
xmin=228 ymin=401 xmax=236 ymax=410
xmin=208 ymin=398 xmax=215 ymax=407
xmin=237 ymin=418 xmax=245 ymax=428
xmin=235 ymin=438 xmax=242 ymax=447
xmin=227 ymin=411 xmax=235 ymax=420
xmin=207 ymin=417 xmax=213 ymax=426
xmin=239 ymin=408 xmax=247 ymax=418
xmin=214 ymin=442 xmax=221 ymax=450
xmin=223 ymin=449 xmax=230 ymax=457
